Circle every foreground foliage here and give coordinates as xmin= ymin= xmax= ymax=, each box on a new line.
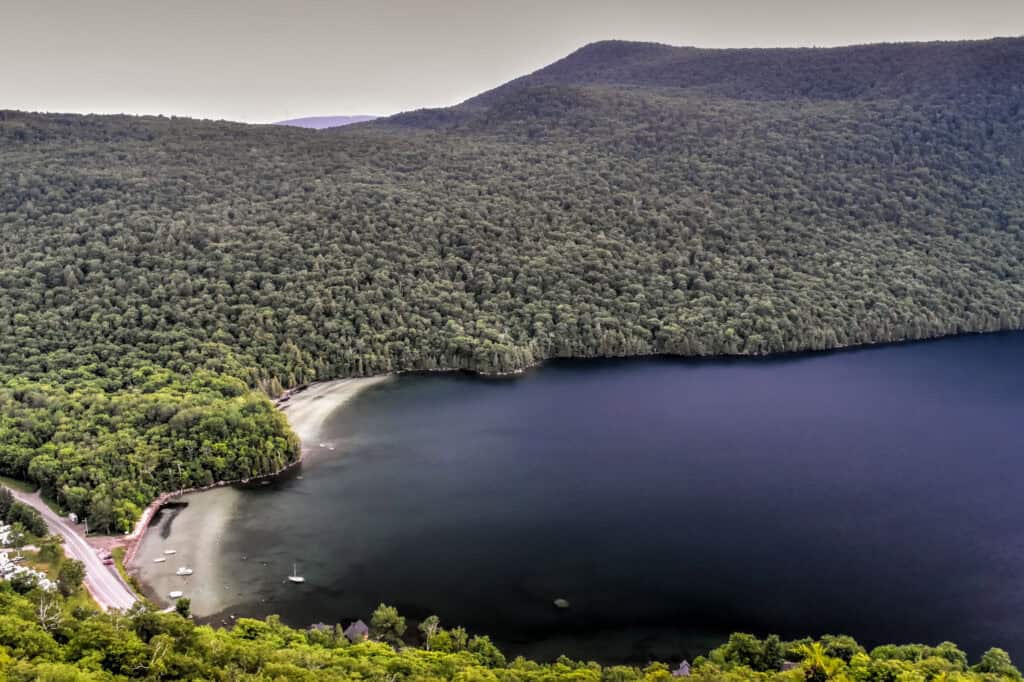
xmin=1 ymin=37 xmax=1023 ymax=525
xmin=0 ymin=587 xmax=1019 ymax=681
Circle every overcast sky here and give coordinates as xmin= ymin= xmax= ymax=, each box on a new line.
xmin=2 ymin=0 xmax=1022 ymax=123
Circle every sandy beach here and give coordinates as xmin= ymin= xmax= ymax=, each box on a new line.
xmin=130 ymin=487 xmax=241 ymax=616
xmin=127 ymin=375 xmax=391 ymax=611
xmin=281 ymin=376 xmax=392 ymax=446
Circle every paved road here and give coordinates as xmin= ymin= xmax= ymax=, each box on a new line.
xmin=11 ymin=490 xmax=137 ymax=611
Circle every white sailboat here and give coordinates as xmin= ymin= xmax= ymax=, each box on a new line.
xmin=176 ymin=566 xmax=194 ymax=576
xmin=288 ymin=562 xmax=305 ymax=583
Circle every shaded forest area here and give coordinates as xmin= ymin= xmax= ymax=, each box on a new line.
xmin=1 ymin=37 xmax=1023 ymax=527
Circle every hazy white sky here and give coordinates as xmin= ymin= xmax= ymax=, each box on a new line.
xmin=2 ymin=0 xmax=1022 ymax=123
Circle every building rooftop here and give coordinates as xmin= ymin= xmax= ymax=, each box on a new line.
xmin=344 ymin=620 xmax=370 ymax=642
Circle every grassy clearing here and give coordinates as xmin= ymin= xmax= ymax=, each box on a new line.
xmin=112 ymin=546 xmax=146 ymax=599
xmin=0 ymin=475 xmax=37 ymax=493
xmin=0 ymin=477 xmax=66 ymax=515
xmin=20 ymin=550 xmax=54 ymax=578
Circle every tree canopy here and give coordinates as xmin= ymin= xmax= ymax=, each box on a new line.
xmin=0 ymin=586 xmax=1020 ymax=680
xmin=1 ymin=37 xmax=1022 ymax=525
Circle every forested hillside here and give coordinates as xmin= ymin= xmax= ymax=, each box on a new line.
xmin=2 ymin=37 xmax=1024 ymax=527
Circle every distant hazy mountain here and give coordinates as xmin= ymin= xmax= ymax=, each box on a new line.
xmin=273 ymin=115 xmax=377 ymax=129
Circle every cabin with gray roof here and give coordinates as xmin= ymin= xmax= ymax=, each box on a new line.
xmin=344 ymin=619 xmax=369 ymax=642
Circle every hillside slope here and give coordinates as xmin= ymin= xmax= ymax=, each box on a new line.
xmin=1 ymin=38 xmax=1024 ymax=525
xmin=470 ymin=38 xmax=1024 ymax=101
xmin=387 ymin=37 xmax=1024 ymax=127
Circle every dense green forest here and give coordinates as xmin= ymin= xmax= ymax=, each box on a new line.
xmin=0 ymin=370 xmax=297 ymax=531
xmin=2 ymin=37 xmax=1024 ymax=526
xmin=0 ymin=487 xmax=47 ymax=536
xmin=0 ymin=583 xmax=1020 ymax=681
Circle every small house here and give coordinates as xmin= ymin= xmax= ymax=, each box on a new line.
xmin=344 ymin=619 xmax=369 ymax=643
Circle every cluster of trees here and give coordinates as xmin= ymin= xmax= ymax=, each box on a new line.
xmin=0 ymin=585 xmax=1019 ymax=680
xmin=12 ymin=534 xmax=85 ymax=598
xmin=1 ymin=38 xmax=1023 ymax=525
xmin=0 ymin=372 xmax=298 ymax=533
xmin=0 ymin=487 xmax=46 ymax=536
xmin=701 ymin=632 xmax=1020 ymax=681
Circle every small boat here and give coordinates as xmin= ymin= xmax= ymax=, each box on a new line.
xmin=176 ymin=567 xmax=194 ymax=576
xmin=319 ymin=443 xmax=326 ymax=448
xmin=169 ymin=590 xmax=184 ymax=599
xmin=328 ymin=446 xmax=335 ymax=451
xmin=163 ymin=549 xmax=176 ymax=555
xmin=288 ymin=562 xmax=305 ymax=584
xmin=153 ymin=557 xmax=166 ymax=563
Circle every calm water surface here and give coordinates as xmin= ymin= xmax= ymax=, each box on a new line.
xmin=136 ymin=332 xmax=1024 ymax=663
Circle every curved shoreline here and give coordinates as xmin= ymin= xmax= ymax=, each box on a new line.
xmin=442 ymin=326 xmax=1024 ymax=378
xmin=125 ymin=376 xmax=392 ymax=574
xmin=122 ymin=328 xmax=1024 ymax=589
xmin=276 ymin=376 xmax=393 ymax=446
xmin=127 ymin=328 xmax=1024 ymax=557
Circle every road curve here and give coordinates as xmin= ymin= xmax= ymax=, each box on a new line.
xmin=10 ymin=489 xmax=137 ymax=611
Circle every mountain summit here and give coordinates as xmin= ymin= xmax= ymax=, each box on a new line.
xmin=476 ymin=37 xmax=1024 ymax=100
xmin=384 ymin=37 xmax=1024 ymax=129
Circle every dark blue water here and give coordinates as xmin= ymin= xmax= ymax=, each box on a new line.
xmin=179 ymin=333 xmax=1024 ymax=663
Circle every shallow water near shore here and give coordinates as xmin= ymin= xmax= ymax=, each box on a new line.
xmin=134 ymin=332 xmax=1024 ymax=664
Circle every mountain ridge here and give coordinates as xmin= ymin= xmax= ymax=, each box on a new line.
xmin=1 ymin=36 xmax=1023 ymax=531
xmin=474 ymin=36 xmax=1024 ymax=99
xmin=382 ymin=36 xmax=1024 ymax=129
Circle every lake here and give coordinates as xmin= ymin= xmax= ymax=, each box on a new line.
xmin=133 ymin=332 xmax=1024 ymax=664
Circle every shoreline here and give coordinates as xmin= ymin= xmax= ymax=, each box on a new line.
xmin=380 ymin=327 xmax=1024 ymax=381
xmin=276 ymin=376 xmax=393 ymax=447
xmin=118 ymin=327 xmax=1024 ymax=592
xmin=125 ymin=328 xmax=1024 ymax=554
xmin=124 ymin=375 xmax=391 ymax=573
